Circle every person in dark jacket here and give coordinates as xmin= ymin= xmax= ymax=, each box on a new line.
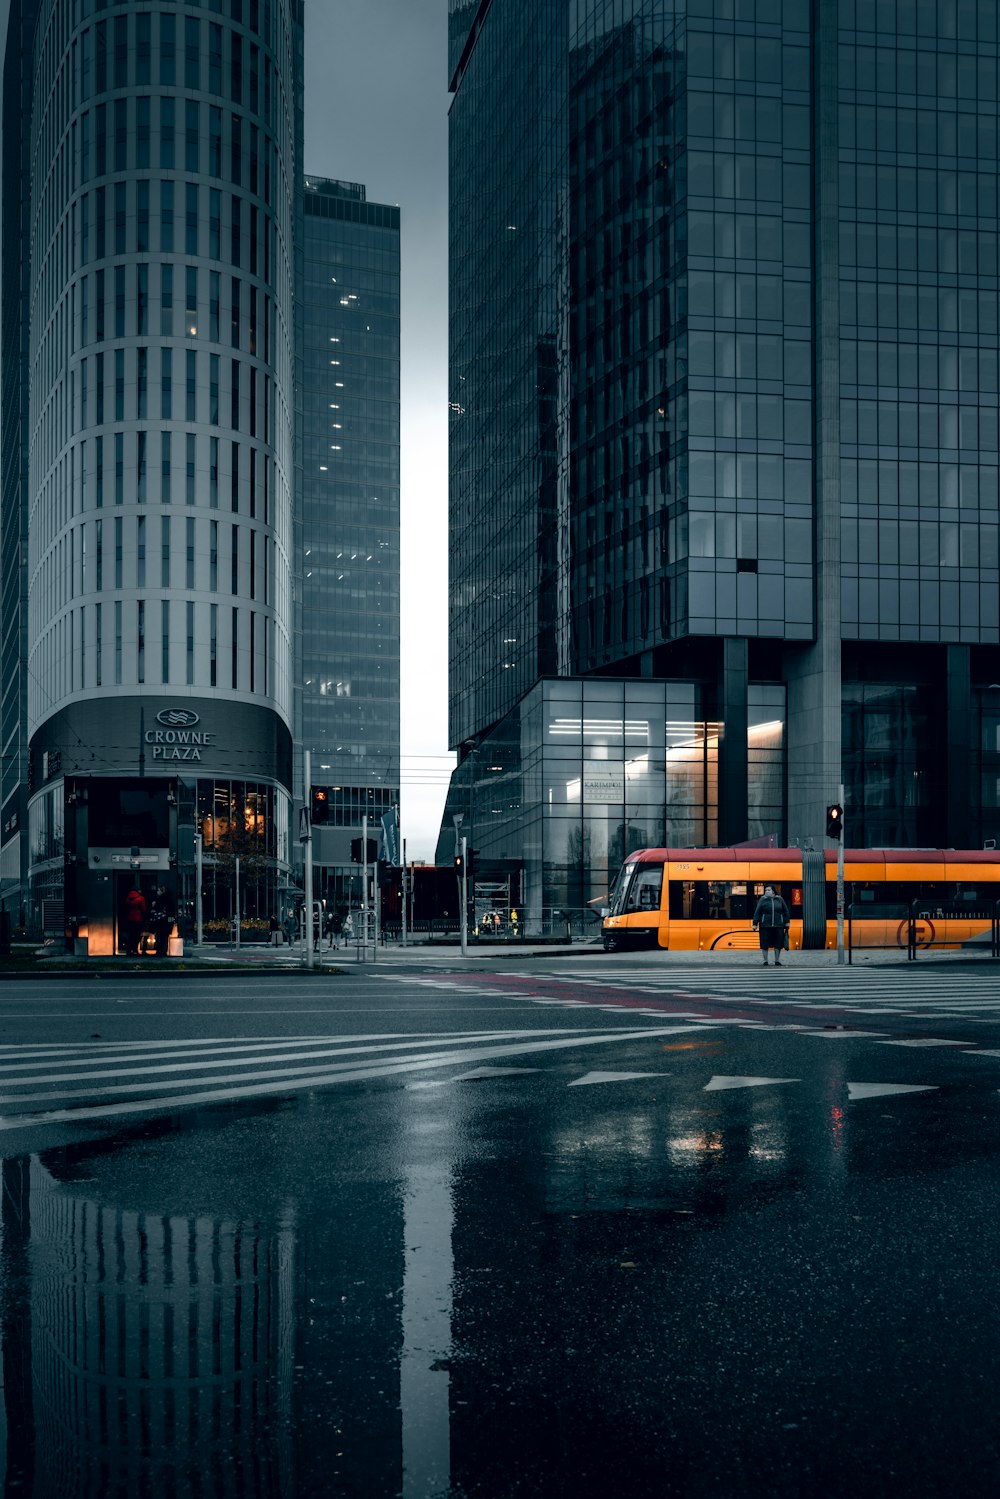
xmin=122 ymin=886 xmax=147 ymax=956
xmin=752 ymin=886 xmax=790 ymax=966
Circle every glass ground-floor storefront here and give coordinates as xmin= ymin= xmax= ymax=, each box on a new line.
xmin=29 ymin=773 xmax=291 ymax=952
xmin=436 ymin=677 xmax=787 ymax=931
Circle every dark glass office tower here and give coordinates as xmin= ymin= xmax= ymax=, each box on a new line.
xmin=297 ymin=179 xmax=400 ymax=905
xmin=441 ymin=0 xmax=1000 ymax=924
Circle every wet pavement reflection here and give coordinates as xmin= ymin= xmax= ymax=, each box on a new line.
xmin=1 ymin=1039 xmax=998 ymax=1497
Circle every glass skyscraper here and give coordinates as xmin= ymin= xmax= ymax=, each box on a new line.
xmin=296 ymin=177 xmax=400 ymax=905
xmin=441 ymin=0 xmax=1000 ymax=924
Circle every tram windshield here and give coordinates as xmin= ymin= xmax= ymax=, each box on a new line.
xmin=608 ymin=860 xmax=664 ymax=917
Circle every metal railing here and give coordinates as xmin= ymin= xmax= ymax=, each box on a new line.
xmin=847 ymin=900 xmax=1000 ymax=962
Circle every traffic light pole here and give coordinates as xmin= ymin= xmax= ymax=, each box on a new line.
xmin=362 ymin=813 xmax=369 ymax=961
xmin=836 ymin=780 xmax=845 ymax=966
xmin=303 ymin=749 xmax=314 ymax=971
xmin=460 ymin=835 xmax=468 ymax=957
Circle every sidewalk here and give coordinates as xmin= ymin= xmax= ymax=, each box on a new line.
xmin=15 ymin=936 xmax=999 ymax=974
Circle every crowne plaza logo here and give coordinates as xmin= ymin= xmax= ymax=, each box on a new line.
xmin=156 ymin=708 xmax=200 ymax=728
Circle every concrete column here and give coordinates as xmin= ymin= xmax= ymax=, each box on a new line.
xmin=945 ymin=645 xmax=972 ymax=849
xmin=718 ymin=637 xmax=748 ymax=847
xmin=786 ymin=0 xmax=842 ymax=845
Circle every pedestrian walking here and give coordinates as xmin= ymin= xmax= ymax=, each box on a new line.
xmin=752 ymin=885 xmax=790 ymax=966
xmin=330 ymin=909 xmax=344 ymax=950
xmin=121 ymin=885 xmax=147 ymax=956
xmin=149 ymin=885 xmax=173 ymax=957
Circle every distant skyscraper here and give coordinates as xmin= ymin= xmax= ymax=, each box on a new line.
xmin=296 ymin=177 xmax=400 ymax=908
xmin=1 ymin=0 xmax=304 ymax=948
xmin=440 ymin=0 xmax=1000 ymax=923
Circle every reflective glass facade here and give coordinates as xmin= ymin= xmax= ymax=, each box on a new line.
xmin=298 ymin=178 xmax=400 ymax=824
xmin=445 ymin=0 xmax=1000 ymax=919
xmin=436 ymin=676 xmax=785 ymax=925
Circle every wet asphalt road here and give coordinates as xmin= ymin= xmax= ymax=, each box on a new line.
xmin=1 ymin=955 xmax=999 ymax=1497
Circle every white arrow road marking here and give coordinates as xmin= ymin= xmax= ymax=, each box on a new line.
xmin=568 ymin=1070 xmax=663 ymax=1087
xmin=704 ymin=1075 xmax=799 ymax=1091
xmin=876 ymin=1038 xmax=970 ymax=1048
xmin=846 ymin=1082 xmax=938 ymax=1101
xmin=0 ymin=1025 xmax=708 ymax=1132
xmin=797 ymin=1030 xmax=886 ymax=1038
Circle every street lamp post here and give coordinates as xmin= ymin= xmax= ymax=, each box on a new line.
xmin=195 ymin=832 xmax=203 ymax=946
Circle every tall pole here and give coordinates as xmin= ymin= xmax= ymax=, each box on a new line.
xmin=195 ymin=832 xmax=203 ymax=946
xmin=362 ymin=812 xmax=369 ymax=960
xmin=836 ymin=780 xmax=845 ymax=965
xmin=401 ymin=837 xmax=408 ymax=948
xmin=304 ymin=748 xmax=314 ymax=970
xmin=460 ymin=834 xmax=468 ymax=957
xmin=235 ymin=856 xmax=241 ymax=949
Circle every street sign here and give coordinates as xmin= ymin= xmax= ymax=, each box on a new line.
xmin=299 ymin=807 xmax=311 ymax=843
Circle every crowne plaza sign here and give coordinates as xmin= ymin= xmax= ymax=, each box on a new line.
xmin=144 ymin=708 xmax=216 ymax=761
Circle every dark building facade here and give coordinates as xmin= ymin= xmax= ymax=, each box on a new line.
xmin=1 ymin=0 xmax=304 ymax=947
xmin=440 ymin=0 xmax=1000 ymax=923
xmin=295 ymin=177 xmax=400 ymax=910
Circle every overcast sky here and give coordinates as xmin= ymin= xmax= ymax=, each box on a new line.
xmin=304 ymin=0 xmax=452 ymax=861
xmin=0 ymin=0 xmax=453 ymax=861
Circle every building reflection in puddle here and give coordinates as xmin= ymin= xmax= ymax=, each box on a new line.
xmin=1 ymin=1155 xmax=296 ymax=1497
xmin=0 ymin=1094 xmax=463 ymax=1498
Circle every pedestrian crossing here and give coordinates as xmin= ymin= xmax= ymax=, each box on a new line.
xmin=0 ymin=1024 xmax=703 ymax=1135
xmin=2 ymin=1013 xmax=998 ymax=1137
xmin=541 ymin=966 xmax=1000 ymax=1022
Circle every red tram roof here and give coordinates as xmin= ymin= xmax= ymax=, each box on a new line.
xmin=625 ymin=848 xmax=1000 ymax=866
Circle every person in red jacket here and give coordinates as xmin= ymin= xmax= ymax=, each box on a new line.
xmin=122 ymin=886 xmax=147 ymax=956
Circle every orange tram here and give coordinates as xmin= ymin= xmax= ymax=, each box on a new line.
xmin=600 ymin=847 xmax=1000 ymax=953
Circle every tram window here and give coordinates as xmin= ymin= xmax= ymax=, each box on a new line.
xmin=624 ymin=864 xmax=663 ymax=913
xmin=669 ymin=881 xmax=800 ymax=920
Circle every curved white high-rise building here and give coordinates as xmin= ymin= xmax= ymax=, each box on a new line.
xmin=19 ymin=0 xmax=302 ymax=949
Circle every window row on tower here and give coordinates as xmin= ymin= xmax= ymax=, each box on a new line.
xmin=34 ymin=178 xmax=279 ymax=366
xmin=29 ymin=598 xmax=285 ymax=705
xmin=35 ymin=4 xmax=288 ymax=183
xmin=31 ymin=513 xmax=279 ymax=618
xmin=33 ymin=347 xmax=276 ymax=492
xmin=32 ymin=433 xmax=286 ymax=541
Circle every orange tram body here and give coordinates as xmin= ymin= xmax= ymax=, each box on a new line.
xmin=600 ymin=847 xmax=1000 ymax=953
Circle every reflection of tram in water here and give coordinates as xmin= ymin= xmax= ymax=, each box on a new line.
xmin=601 ymin=847 xmax=1000 ymax=952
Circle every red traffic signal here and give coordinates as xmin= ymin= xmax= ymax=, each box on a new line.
xmin=826 ymin=804 xmax=843 ymax=840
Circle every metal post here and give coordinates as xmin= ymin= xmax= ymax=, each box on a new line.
xmin=362 ymin=813 xmax=369 ymax=961
xmin=401 ymin=837 xmax=408 ymax=948
xmin=460 ymin=835 xmax=468 ymax=957
xmin=195 ymin=832 xmax=203 ymax=946
xmin=303 ymin=748 xmax=314 ymax=970
xmin=235 ymin=856 xmax=240 ymax=949
xmin=836 ymin=781 xmax=845 ymax=965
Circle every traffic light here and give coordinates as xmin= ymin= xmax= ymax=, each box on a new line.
xmin=826 ymin=803 xmax=843 ymax=840
xmin=351 ymin=837 xmax=379 ymax=863
xmin=467 ymin=848 xmax=478 ymax=881
xmin=311 ymin=787 xmax=329 ymax=824
xmin=454 ymin=852 xmax=464 ymax=874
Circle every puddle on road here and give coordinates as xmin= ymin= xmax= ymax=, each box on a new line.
xmin=0 ymin=1070 xmax=997 ymax=1497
